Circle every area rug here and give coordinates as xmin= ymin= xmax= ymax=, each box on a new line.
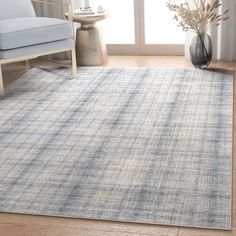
xmin=0 ymin=67 xmax=233 ymax=230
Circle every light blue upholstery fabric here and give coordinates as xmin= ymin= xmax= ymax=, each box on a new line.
xmin=0 ymin=0 xmax=36 ymax=20
xmin=0 ymin=17 xmax=73 ymax=50
xmin=0 ymin=39 xmax=74 ymax=59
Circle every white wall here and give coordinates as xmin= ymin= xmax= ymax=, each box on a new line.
xmin=73 ymin=0 xmax=91 ymax=8
xmin=221 ymin=0 xmax=236 ymax=60
xmin=73 ymin=0 xmax=83 ymax=8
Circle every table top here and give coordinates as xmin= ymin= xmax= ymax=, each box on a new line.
xmin=72 ymin=10 xmax=110 ymax=24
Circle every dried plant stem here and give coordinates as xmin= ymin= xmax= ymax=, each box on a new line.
xmin=166 ymin=0 xmax=230 ymax=35
xmin=197 ymin=34 xmax=209 ymax=57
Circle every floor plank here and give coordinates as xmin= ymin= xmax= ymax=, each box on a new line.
xmin=178 ymin=227 xmax=236 ymax=236
xmin=67 ymin=219 xmax=178 ymax=236
xmin=0 ymin=223 xmax=177 ymax=236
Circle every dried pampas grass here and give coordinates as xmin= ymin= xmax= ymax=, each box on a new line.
xmin=166 ymin=0 xmax=229 ymax=35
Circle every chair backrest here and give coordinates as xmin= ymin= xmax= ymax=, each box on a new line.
xmin=0 ymin=0 xmax=36 ymax=20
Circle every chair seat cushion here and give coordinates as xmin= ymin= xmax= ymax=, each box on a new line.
xmin=0 ymin=39 xmax=74 ymax=60
xmin=0 ymin=17 xmax=73 ymax=50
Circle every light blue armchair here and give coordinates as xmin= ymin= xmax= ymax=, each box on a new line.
xmin=0 ymin=0 xmax=77 ymax=95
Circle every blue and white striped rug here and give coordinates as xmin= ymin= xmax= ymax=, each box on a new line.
xmin=0 ymin=67 xmax=233 ymax=229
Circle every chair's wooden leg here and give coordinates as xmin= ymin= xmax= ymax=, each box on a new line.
xmin=0 ymin=64 xmax=4 ymax=96
xmin=71 ymin=48 xmax=77 ymax=79
xmin=25 ymin=60 xmax=30 ymax=71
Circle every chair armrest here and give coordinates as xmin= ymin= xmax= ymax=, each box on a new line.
xmin=32 ymin=0 xmax=73 ymax=22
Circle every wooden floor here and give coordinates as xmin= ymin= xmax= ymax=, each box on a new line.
xmin=0 ymin=56 xmax=235 ymax=236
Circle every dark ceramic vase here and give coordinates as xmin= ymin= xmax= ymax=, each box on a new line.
xmin=189 ymin=33 xmax=212 ymax=69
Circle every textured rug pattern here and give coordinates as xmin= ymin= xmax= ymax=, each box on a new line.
xmin=0 ymin=67 xmax=233 ymax=229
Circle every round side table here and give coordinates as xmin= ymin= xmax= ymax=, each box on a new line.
xmin=73 ymin=11 xmax=110 ymax=66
